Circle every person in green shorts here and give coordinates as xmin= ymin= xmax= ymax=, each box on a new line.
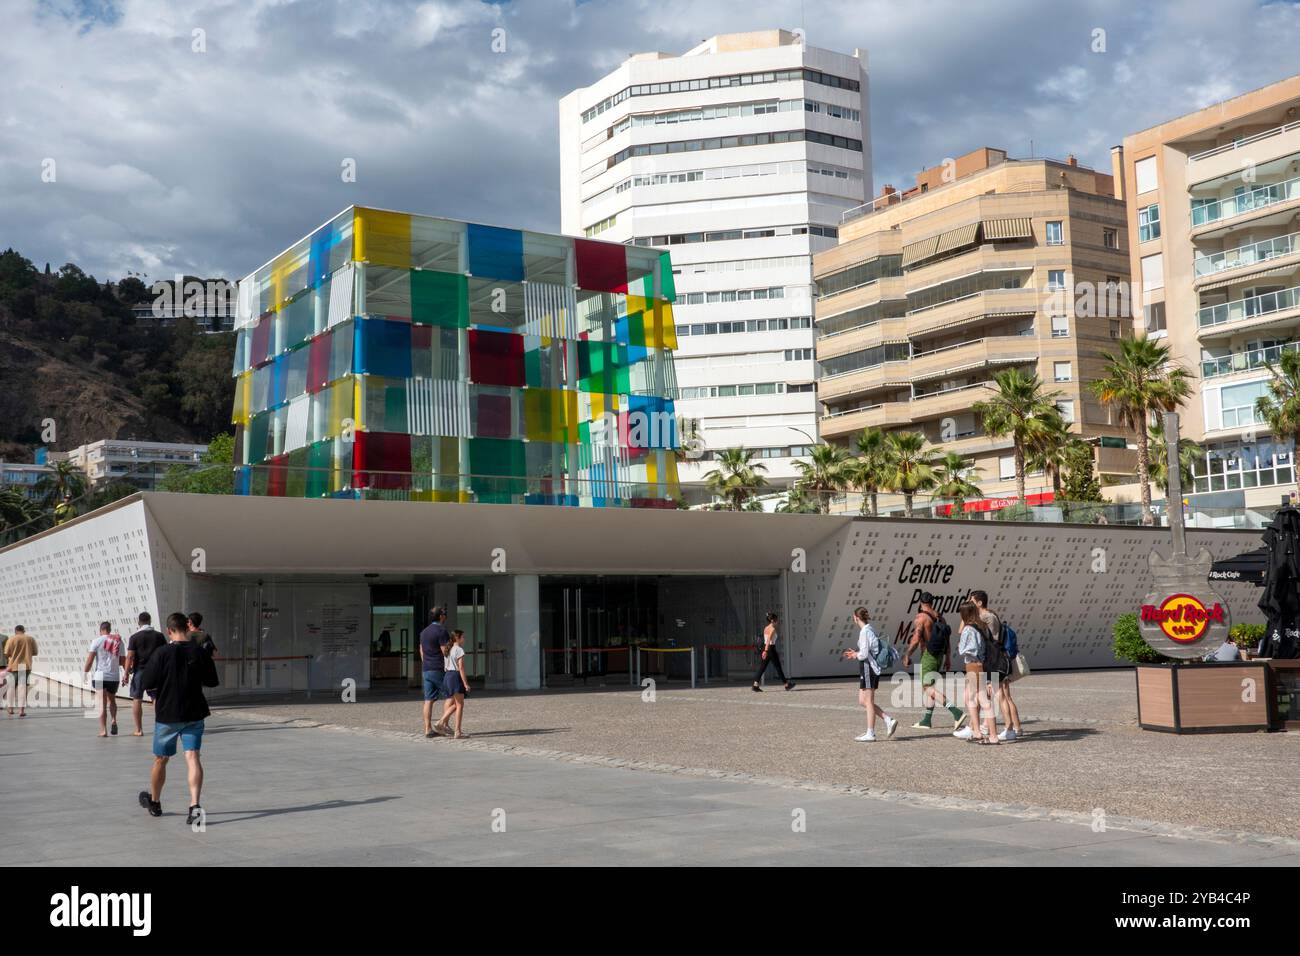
xmin=901 ymin=593 xmax=967 ymax=730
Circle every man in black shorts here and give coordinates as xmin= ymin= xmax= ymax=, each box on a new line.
xmin=124 ymin=612 xmax=166 ymax=737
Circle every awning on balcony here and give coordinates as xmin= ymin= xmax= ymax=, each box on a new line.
xmin=901 ymin=235 xmax=940 ymax=268
xmin=1196 ymin=263 xmax=1299 ymax=292
xmin=933 ymin=221 xmax=981 ymax=257
xmin=983 ymin=217 xmax=1033 ymax=240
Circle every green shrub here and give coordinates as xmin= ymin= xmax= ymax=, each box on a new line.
xmin=1113 ymin=613 xmax=1171 ymax=664
xmin=1229 ymin=623 xmax=1265 ymax=649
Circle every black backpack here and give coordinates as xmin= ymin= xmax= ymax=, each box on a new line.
xmin=925 ymin=612 xmax=951 ymax=655
xmin=982 ymin=628 xmax=1011 ymax=676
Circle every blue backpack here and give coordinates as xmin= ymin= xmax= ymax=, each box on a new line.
xmin=1002 ymin=622 xmax=1018 ymax=658
xmin=872 ymin=630 xmax=899 ymax=670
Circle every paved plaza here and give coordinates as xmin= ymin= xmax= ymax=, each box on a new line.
xmin=2 ymin=670 xmax=1299 ymax=866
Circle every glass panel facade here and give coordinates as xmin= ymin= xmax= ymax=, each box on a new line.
xmin=232 ymin=207 xmax=681 ymax=507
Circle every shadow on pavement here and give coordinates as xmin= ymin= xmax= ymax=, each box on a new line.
xmin=206 ymin=796 xmax=400 ymax=826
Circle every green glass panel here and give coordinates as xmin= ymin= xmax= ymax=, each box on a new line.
xmin=411 ymin=270 xmax=469 ymax=328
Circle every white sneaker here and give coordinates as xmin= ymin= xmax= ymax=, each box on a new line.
xmin=854 ymin=732 xmax=877 ymax=742
xmin=998 ymin=728 xmax=1018 ymax=742
xmin=952 ymin=727 xmax=974 ymax=740
xmin=884 ymin=716 xmax=898 ymax=738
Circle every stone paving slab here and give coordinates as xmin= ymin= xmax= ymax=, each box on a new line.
xmin=1 ymin=696 xmax=1297 ymax=866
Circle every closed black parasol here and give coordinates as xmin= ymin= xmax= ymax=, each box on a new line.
xmin=1258 ymin=506 xmax=1300 ymax=658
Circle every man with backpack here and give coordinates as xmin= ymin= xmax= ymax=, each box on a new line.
xmin=901 ymin=593 xmax=967 ymax=731
xmin=971 ymin=590 xmax=1022 ymax=741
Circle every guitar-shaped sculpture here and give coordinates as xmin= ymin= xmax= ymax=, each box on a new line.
xmin=1140 ymin=547 xmax=1230 ymax=659
xmin=1136 ymin=413 xmax=1231 ymax=660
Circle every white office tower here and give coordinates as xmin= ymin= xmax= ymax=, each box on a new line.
xmin=560 ymin=30 xmax=871 ymax=498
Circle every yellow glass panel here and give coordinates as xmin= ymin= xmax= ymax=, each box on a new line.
xmin=354 ymin=207 xmax=412 ymax=268
xmin=231 ymin=370 xmax=253 ymax=426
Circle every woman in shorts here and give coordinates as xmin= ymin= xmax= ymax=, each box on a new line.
xmin=441 ymin=629 xmax=470 ymax=739
xmin=955 ymin=602 xmax=996 ymax=744
xmin=841 ymin=607 xmax=897 ymax=742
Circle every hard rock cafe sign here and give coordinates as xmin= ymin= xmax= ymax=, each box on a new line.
xmin=1140 ymin=551 xmax=1231 ymax=659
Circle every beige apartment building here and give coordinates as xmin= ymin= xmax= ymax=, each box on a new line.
xmin=1117 ymin=73 xmax=1300 ymax=512
xmin=813 ymin=148 xmax=1135 ymax=506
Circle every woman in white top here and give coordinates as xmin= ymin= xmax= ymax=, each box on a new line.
xmin=752 ymin=612 xmax=795 ymax=692
xmin=840 ymin=607 xmax=897 ymax=742
xmin=441 ymin=629 xmax=470 ymax=739
xmin=955 ymin=602 xmax=997 ymax=744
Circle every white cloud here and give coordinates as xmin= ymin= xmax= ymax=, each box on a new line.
xmin=0 ymin=0 xmax=1296 ymax=283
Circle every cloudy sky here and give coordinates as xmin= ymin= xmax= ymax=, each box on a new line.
xmin=2 ymin=0 xmax=1298 ymax=283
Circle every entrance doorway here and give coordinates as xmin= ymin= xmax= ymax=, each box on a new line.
xmin=371 ymin=585 xmax=414 ymax=683
xmin=456 ymin=583 xmax=489 ymax=685
xmin=539 ymin=577 xmax=656 ymax=685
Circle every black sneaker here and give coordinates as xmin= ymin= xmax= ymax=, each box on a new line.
xmin=110 ymin=722 xmax=118 ymax=736
xmin=186 ymin=805 xmax=203 ymax=826
xmin=784 ymin=681 xmax=796 ymax=691
xmin=139 ymin=791 xmax=161 ymax=817
xmin=751 ymin=684 xmax=763 ymax=692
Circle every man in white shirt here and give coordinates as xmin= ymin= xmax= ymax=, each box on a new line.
xmin=84 ymin=622 xmax=125 ymax=737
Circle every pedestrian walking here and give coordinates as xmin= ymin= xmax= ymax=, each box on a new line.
xmin=418 ymin=607 xmax=451 ymax=737
xmin=971 ymin=589 xmax=1022 ymax=741
xmin=441 ymin=629 xmax=470 ymax=739
xmin=752 ymin=611 xmax=795 ymax=692
xmin=3 ymin=626 xmax=37 ymax=718
xmin=124 ymin=612 xmax=166 ymax=737
xmin=137 ymin=613 xmax=219 ymax=823
xmin=955 ymin=602 xmax=997 ymax=743
xmin=900 ymin=594 xmax=966 ymax=730
xmin=84 ymin=622 xmax=125 ymax=737
xmin=841 ymin=607 xmax=897 ymax=741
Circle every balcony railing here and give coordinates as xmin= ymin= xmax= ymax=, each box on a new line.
xmin=1198 ymin=284 xmax=1300 ymax=329
xmin=1191 ymin=174 xmax=1300 ymax=227
xmin=1194 ymin=229 xmax=1300 ymax=277
xmin=1202 ymin=342 xmax=1300 ymax=378
xmin=1187 ymin=119 xmax=1300 ymax=163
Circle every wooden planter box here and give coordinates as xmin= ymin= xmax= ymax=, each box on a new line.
xmin=1136 ymin=661 xmax=1273 ymax=733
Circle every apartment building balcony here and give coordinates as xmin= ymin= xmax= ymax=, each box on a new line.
xmin=815 ymin=275 xmax=907 ymax=317
xmin=1185 ymin=119 xmax=1300 ymax=183
xmin=903 ymin=246 xmax=1036 ymax=290
xmin=1096 ymin=444 xmax=1138 ymax=477
xmin=926 ymin=432 xmax=1015 ymax=458
xmin=906 ymin=287 xmax=1041 ymax=337
xmin=1197 ymin=283 xmax=1300 ymax=339
xmin=815 ymin=316 xmax=908 ymax=360
xmin=909 ymin=380 xmax=998 ymax=419
xmin=1201 ymin=341 xmax=1300 ymax=380
xmin=819 ymin=401 xmax=910 ymax=437
xmin=1193 ymin=228 xmax=1300 ymax=286
xmin=817 ymin=360 xmax=911 ymax=402
xmin=1190 ymin=173 xmax=1300 ymax=236
xmin=908 ymin=335 xmax=1040 ymax=383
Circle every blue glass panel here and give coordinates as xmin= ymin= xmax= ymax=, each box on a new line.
xmin=467 ymin=223 xmax=524 ymax=282
xmin=354 ymin=317 xmax=413 ymax=378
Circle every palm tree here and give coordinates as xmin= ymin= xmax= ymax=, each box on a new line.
xmin=973 ymin=368 xmax=1063 ymax=506
xmin=1090 ymin=336 xmax=1193 ymax=520
xmin=850 ymin=426 xmax=889 ymax=516
xmin=880 ymin=431 xmax=939 ymax=518
xmin=703 ymin=447 xmax=769 ymax=511
xmin=776 ymin=486 xmax=821 ymax=513
xmin=0 ymin=488 xmax=40 ymax=533
xmin=1147 ymin=417 xmax=1202 ymax=497
xmin=34 ymin=459 xmax=87 ymax=511
xmin=932 ymin=453 xmax=983 ymax=518
xmin=1255 ymin=348 xmax=1300 ymax=501
xmin=1029 ymin=427 xmax=1091 ymax=501
xmin=793 ymin=443 xmax=853 ymax=514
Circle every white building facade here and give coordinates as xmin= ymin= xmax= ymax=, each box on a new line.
xmin=560 ymin=30 xmax=871 ymax=495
